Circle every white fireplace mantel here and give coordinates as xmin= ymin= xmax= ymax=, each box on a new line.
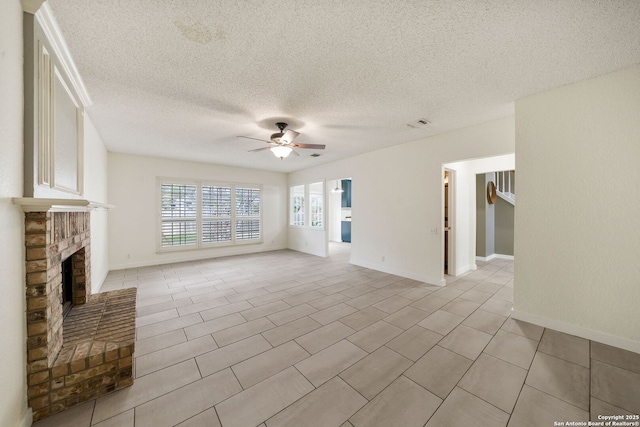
xmin=12 ymin=197 xmax=114 ymax=212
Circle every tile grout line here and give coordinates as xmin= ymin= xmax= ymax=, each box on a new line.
xmin=502 ymin=325 xmax=545 ymax=425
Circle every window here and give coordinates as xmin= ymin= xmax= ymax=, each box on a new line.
xmin=159 ymin=179 xmax=262 ymax=250
xmin=309 ymin=182 xmax=323 ymax=228
xmin=235 ymin=187 xmax=261 ymax=240
xmin=289 ymin=181 xmax=324 ymax=228
xmin=290 ymin=185 xmax=305 ymax=226
xmin=161 ymin=183 xmax=197 ymax=247
xmin=202 ymin=185 xmax=231 ymax=243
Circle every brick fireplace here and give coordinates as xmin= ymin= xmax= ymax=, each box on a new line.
xmin=21 ymin=207 xmax=136 ymax=421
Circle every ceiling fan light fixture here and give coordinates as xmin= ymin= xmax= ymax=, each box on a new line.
xmin=270 ymin=145 xmax=293 ymax=159
xmin=241 ymin=121 xmax=325 ymax=159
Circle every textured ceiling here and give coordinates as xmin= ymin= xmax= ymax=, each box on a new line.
xmin=47 ymin=0 xmax=640 ymax=173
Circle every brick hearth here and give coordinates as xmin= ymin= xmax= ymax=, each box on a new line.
xmin=47 ymin=288 xmax=136 ymax=416
xmin=23 ymin=211 xmax=136 ymax=420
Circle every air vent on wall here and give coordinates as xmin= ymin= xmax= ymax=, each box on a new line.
xmin=407 ymin=118 xmax=430 ymax=129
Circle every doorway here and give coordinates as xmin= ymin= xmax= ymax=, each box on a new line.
xmin=444 ymin=169 xmax=455 ymax=276
xmin=476 ymin=170 xmax=515 ymax=261
xmin=328 ymin=178 xmax=352 ymax=257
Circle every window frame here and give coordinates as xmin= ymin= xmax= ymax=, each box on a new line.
xmin=290 ymin=184 xmax=306 ymax=227
xmin=234 ymin=186 xmax=262 ymax=243
xmin=157 ymin=178 xmax=263 ymax=252
xmin=159 ymin=179 xmax=198 ymax=250
xmin=289 ymin=181 xmax=325 ymax=230
xmin=309 ymin=181 xmax=324 ymax=228
xmin=201 ymin=183 xmax=233 ymax=245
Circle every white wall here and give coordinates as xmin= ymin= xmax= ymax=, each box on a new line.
xmin=108 ymin=153 xmax=288 ymax=269
xmin=514 ymin=65 xmax=640 ymax=352
xmin=289 ymin=227 xmax=327 ymax=257
xmin=289 ymin=117 xmax=515 ymax=285
xmin=83 ymin=115 xmax=110 ymax=291
xmin=445 ymin=154 xmax=515 ymax=274
xmin=0 ymin=1 xmax=31 ymax=426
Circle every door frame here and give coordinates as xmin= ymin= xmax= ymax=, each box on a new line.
xmin=444 ymin=168 xmax=456 ymax=276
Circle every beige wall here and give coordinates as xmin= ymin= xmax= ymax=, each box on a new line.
xmin=0 ymin=1 xmax=31 ymax=426
xmin=475 ymin=174 xmax=493 ymax=257
xmin=494 ymin=197 xmax=514 ymax=256
xmin=514 ymin=65 xmax=640 ymax=352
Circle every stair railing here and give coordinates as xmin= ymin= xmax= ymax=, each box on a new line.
xmin=494 ymin=170 xmax=515 ymax=205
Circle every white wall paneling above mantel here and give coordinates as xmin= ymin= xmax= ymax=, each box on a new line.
xmin=49 ymin=65 xmax=83 ymax=194
xmin=24 ymin=3 xmax=92 ymax=199
xmin=37 ymin=39 xmax=85 ymax=194
xmin=36 ymin=27 xmax=84 ymax=196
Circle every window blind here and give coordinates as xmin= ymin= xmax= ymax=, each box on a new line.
xmin=159 ymin=180 xmax=262 ymax=250
xmin=161 ymin=183 xmax=197 ymax=247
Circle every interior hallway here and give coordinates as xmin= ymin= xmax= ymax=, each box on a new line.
xmin=33 ymin=244 xmax=639 ymax=426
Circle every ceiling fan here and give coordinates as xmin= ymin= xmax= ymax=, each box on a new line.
xmin=238 ymin=122 xmax=326 ymax=159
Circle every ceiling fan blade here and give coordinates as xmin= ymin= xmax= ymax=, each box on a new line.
xmin=281 ymin=129 xmax=300 ymax=144
xmin=293 ymin=143 xmax=326 ymax=150
xmin=237 ymin=136 xmax=272 ymax=144
xmin=248 ymin=146 xmax=272 ymax=153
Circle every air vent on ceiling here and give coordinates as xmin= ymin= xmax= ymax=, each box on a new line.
xmin=407 ymin=118 xmax=430 ymax=129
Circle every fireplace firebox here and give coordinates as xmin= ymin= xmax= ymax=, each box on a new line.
xmin=61 ymin=256 xmax=74 ymax=318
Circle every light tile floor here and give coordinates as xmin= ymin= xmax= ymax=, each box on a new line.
xmin=34 ymin=244 xmax=640 ymax=427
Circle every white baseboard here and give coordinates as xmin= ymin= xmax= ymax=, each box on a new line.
xmin=290 ymin=247 xmax=327 ymax=258
xmin=476 ymin=253 xmax=514 ymax=262
xmin=511 ymin=309 xmax=640 ymax=354
xmin=17 ymin=407 xmax=32 ymax=427
xmin=454 ymin=264 xmax=476 ymax=276
xmin=350 ymin=258 xmax=446 ymax=286
xmin=109 ymin=245 xmax=288 ymax=271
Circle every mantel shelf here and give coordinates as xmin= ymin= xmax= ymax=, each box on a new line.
xmin=12 ymin=197 xmax=114 ymax=212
